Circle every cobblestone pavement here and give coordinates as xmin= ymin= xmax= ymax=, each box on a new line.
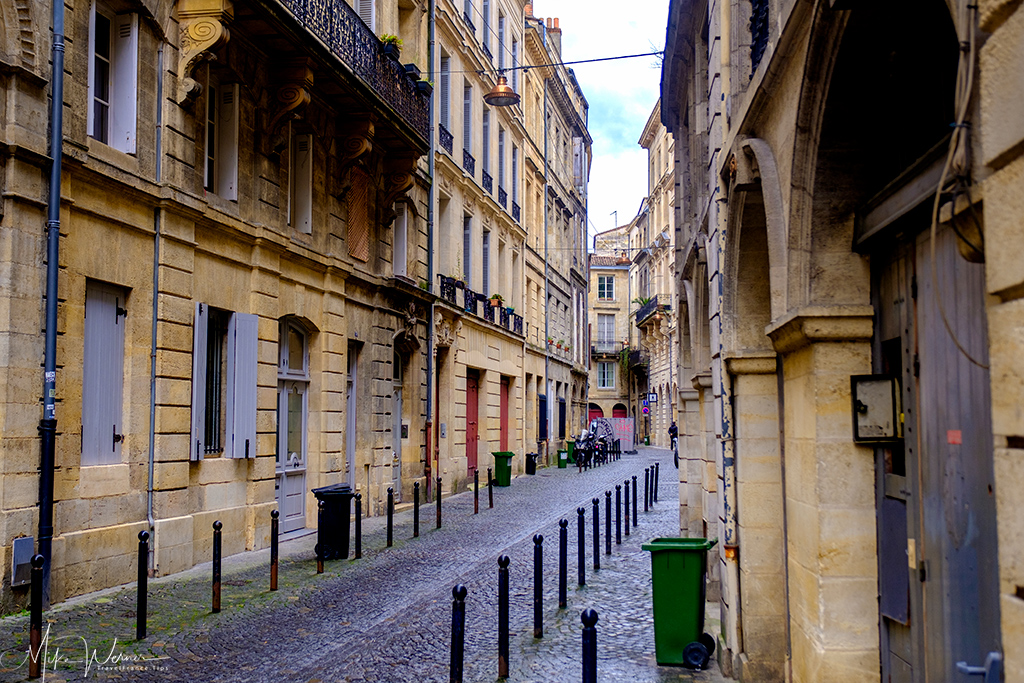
xmin=0 ymin=448 xmax=731 ymax=682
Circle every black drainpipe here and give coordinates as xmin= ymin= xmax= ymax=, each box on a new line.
xmin=39 ymin=0 xmax=66 ymax=607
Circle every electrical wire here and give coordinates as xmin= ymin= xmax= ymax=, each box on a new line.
xmin=444 ymin=51 xmax=665 ymax=76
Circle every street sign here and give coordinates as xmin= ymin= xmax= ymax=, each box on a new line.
xmin=648 ymin=392 xmax=658 ymax=403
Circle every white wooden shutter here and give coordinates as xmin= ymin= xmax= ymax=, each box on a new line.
xmin=463 ymin=83 xmax=472 ymax=150
xmin=498 ymin=14 xmax=505 ymax=69
xmin=87 ymin=2 xmax=98 ymax=139
xmin=482 ymin=230 xmax=490 ymax=296
xmin=83 ymin=282 xmax=126 ymax=466
xmin=498 ymin=128 xmax=505 ymax=187
xmin=440 ymin=57 xmax=451 ymax=128
xmin=394 ymin=204 xmax=408 ymax=278
xmin=482 ymin=0 xmax=490 ymax=49
xmin=512 ymin=146 xmax=518 ymax=202
xmin=291 ymin=132 xmax=313 ymax=233
xmin=357 ymin=0 xmax=375 ymax=31
xmin=217 ymin=83 xmax=239 ymax=201
xmin=511 ymin=40 xmax=518 ymax=91
xmin=227 ymin=312 xmax=258 ymax=458
xmin=110 ymin=13 xmax=138 ymax=154
xmin=190 ymin=302 xmax=209 ymax=461
xmin=573 ymin=137 xmax=584 ymax=188
xmin=463 ymin=216 xmax=472 ymax=287
xmin=481 ymin=110 xmax=489 ymax=169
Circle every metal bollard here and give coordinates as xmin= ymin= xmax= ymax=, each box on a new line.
xmin=28 ymin=554 xmax=44 ymax=679
xmin=592 ymin=498 xmax=600 ymax=571
xmin=632 ymin=476 xmax=638 ymax=526
xmin=533 ymin=534 xmax=544 ymax=638
xmin=581 ymin=609 xmax=599 ymax=683
xmin=212 ymin=520 xmax=222 ymax=613
xmin=354 ymin=493 xmax=363 ymax=559
xmin=474 ymin=469 xmax=479 ymax=514
xmin=655 ymin=462 xmax=660 ymax=502
xmin=270 ymin=510 xmax=279 ymax=591
xmin=450 ymin=584 xmax=468 ymax=683
xmin=558 ymin=519 xmax=568 ymax=609
xmin=577 ymin=507 xmax=586 ymax=586
xmin=644 ymin=468 xmax=650 ymax=512
xmin=498 ymin=555 xmax=510 ymax=678
xmin=436 ymin=476 xmax=443 ymax=529
xmin=137 ymin=530 xmax=149 ymax=640
xmin=387 ymin=487 xmax=394 ymax=548
xmin=605 ymin=492 xmax=612 ymax=555
xmin=316 ymin=500 xmax=325 ymax=573
xmin=624 ymin=480 xmax=630 ymax=536
xmin=615 ymin=485 xmax=622 ymax=545
xmin=413 ymin=481 xmax=420 ymax=538
xmin=488 ymin=467 xmax=494 ymax=509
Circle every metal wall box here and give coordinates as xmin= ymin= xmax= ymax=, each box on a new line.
xmin=851 ymin=375 xmax=903 ymax=443
xmin=11 ymin=536 xmax=34 ymax=587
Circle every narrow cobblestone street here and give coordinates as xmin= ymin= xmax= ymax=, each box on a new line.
xmin=0 ymin=448 xmax=729 ymax=682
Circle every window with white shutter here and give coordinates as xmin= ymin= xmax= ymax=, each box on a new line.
xmin=82 ymin=281 xmax=127 ymax=466
xmin=498 ymin=128 xmax=505 ymax=188
xmin=463 ymin=82 xmax=472 ymax=152
xmin=482 ymin=0 xmax=490 ymax=51
xmin=512 ymin=145 xmax=519 ymax=203
xmin=482 ymin=230 xmax=490 ymax=296
xmin=289 ymin=129 xmax=313 ymax=233
xmin=88 ymin=3 xmax=137 ymax=153
xmin=463 ymin=215 xmax=472 ymax=286
xmin=440 ymin=56 xmax=451 ymax=129
xmin=357 ymin=0 xmax=375 ymax=31
xmin=394 ymin=203 xmax=408 ymax=278
xmin=216 ymin=83 xmax=239 ymax=200
xmin=511 ymin=39 xmax=519 ymax=91
xmin=498 ymin=14 xmax=505 ymax=69
xmin=482 ymin=109 xmax=490 ymax=172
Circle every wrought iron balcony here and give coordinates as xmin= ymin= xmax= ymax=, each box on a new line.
xmin=464 ymin=288 xmax=479 ymax=315
xmin=635 ymin=295 xmax=660 ymax=324
xmin=439 ymin=125 xmax=454 ymax=154
xmin=512 ymin=314 xmax=524 ymax=336
xmin=483 ymin=303 xmax=496 ymax=323
xmin=482 ymin=42 xmax=493 ymax=61
xmin=498 ymin=186 xmax=507 ymax=208
xmin=512 ymin=202 xmax=520 ymax=222
xmin=499 ymin=305 xmax=510 ymax=329
xmin=628 ymin=349 xmax=649 ymax=372
xmin=482 ymin=169 xmax=493 ymax=193
xmin=438 ymin=274 xmax=459 ymax=305
xmin=463 ymin=11 xmax=476 ymax=33
xmin=591 ymin=340 xmax=624 ymax=356
xmin=463 ymin=150 xmax=476 ymax=176
xmin=278 ymin=0 xmax=428 ymax=140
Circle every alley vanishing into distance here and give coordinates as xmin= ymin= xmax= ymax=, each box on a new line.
xmin=0 ymin=449 xmax=726 ymax=682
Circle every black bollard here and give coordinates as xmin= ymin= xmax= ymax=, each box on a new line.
xmin=655 ymin=462 xmax=660 ymax=502
xmin=450 ymin=584 xmax=468 ymax=683
xmin=576 ymin=507 xmax=586 ymax=586
xmin=558 ymin=519 xmax=568 ymax=609
xmin=592 ymin=498 xmax=600 ymax=571
xmin=354 ymin=493 xmax=363 ymax=559
xmin=498 ymin=555 xmax=510 ymax=678
xmin=474 ymin=469 xmax=479 ymax=514
xmin=212 ymin=520 xmax=222 ymax=613
xmin=624 ymin=480 xmax=630 ymax=537
xmin=413 ymin=481 xmax=420 ymax=538
xmin=270 ymin=510 xmax=279 ymax=590
xmin=533 ymin=534 xmax=544 ymax=638
xmin=632 ymin=476 xmax=638 ymax=526
xmin=488 ymin=467 xmax=494 ymax=509
xmin=137 ymin=530 xmax=149 ymax=640
xmin=28 ymin=554 xmax=43 ymax=679
xmin=581 ymin=609 xmax=599 ymax=683
xmin=644 ymin=468 xmax=650 ymax=513
xmin=387 ymin=487 xmax=394 ymax=548
xmin=615 ymin=485 xmax=622 ymax=545
xmin=436 ymin=476 xmax=443 ymax=529
xmin=605 ymin=492 xmax=612 ymax=555
xmin=317 ymin=500 xmax=325 ymax=573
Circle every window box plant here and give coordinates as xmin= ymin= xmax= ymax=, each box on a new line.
xmin=380 ymin=34 xmax=403 ymax=58
xmin=489 ymin=293 xmax=504 ymax=307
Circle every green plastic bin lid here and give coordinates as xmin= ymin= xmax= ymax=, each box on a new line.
xmin=491 ymin=451 xmax=515 ymax=458
xmin=641 ymin=537 xmax=718 ymax=552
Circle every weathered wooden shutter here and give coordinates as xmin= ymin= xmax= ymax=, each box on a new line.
xmin=82 ymin=282 xmax=126 ymax=465
xmin=227 ymin=312 xmax=258 ymax=458
xmin=440 ymin=57 xmax=451 ymax=128
xmin=110 ymin=12 xmax=138 ymax=154
xmin=291 ymin=132 xmax=313 ymax=233
xmin=394 ymin=203 xmax=408 ymax=278
xmin=190 ymin=302 xmax=209 ymax=461
xmin=348 ymin=167 xmax=371 ymax=262
xmin=217 ymin=83 xmax=239 ymax=201
xmin=573 ymin=137 xmax=584 ymax=188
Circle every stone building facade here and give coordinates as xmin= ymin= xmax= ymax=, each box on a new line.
xmin=663 ymin=0 xmax=1022 ymax=681
xmin=586 ymin=249 xmax=631 ymax=424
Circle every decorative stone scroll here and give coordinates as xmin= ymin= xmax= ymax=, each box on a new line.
xmin=176 ymin=0 xmax=234 ymax=104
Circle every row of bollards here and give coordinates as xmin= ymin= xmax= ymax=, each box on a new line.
xmin=446 ymin=462 xmax=662 ymax=682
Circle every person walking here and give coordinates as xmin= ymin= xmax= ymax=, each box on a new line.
xmin=668 ymin=421 xmax=679 ymax=468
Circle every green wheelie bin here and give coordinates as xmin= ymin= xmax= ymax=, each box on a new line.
xmin=641 ymin=537 xmax=718 ymax=668
xmin=492 ymin=451 xmax=514 ymax=486
xmin=566 ymin=439 xmax=576 ymax=464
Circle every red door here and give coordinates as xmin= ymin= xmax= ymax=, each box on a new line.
xmin=466 ymin=370 xmax=479 ymax=473
xmin=588 ymin=405 xmax=604 ymax=423
xmin=500 ymin=377 xmax=510 ymax=451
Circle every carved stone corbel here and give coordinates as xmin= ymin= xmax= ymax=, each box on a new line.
xmin=267 ymin=62 xmax=315 ymax=154
xmin=176 ymin=0 xmax=234 ymax=104
xmin=380 ymin=152 xmax=419 ymax=222
xmin=338 ymin=117 xmax=376 ymax=175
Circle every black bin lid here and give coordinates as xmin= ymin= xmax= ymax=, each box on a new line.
xmin=312 ymin=483 xmax=354 ymax=498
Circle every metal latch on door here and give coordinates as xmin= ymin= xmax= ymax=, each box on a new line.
xmin=956 ymin=652 xmax=1002 ymax=682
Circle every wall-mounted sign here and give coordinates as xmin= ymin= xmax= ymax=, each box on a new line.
xmin=648 ymin=392 xmax=658 ymax=403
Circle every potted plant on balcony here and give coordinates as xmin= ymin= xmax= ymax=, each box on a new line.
xmin=489 ymin=293 xmax=504 ymax=307
xmin=416 ymin=79 xmax=434 ymax=96
xmin=505 ymin=305 xmax=514 ymax=315
xmin=557 ymin=339 xmax=564 ymax=349
xmin=547 ymin=336 xmax=554 ymax=346
xmin=380 ymin=34 xmax=403 ymax=58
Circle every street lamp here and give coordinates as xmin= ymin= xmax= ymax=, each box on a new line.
xmin=483 ymin=74 xmax=520 ymax=107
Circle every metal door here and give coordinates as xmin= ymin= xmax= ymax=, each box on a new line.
xmin=500 ymin=376 xmax=510 ymax=451
xmin=392 ymin=353 xmax=403 ymax=501
xmin=466 ymin=370 xmax=479 ymax=473
xmin=276 ymin=380 xmax=307 ymax=533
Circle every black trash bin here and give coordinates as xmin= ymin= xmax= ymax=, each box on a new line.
xmin=311 ymin=483 xmax=355 ymax=559
xmin=525 ymin=452 xmax=538 ymax=475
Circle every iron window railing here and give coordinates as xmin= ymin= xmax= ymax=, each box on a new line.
xmin=439 ymin=125 xmax=454 ymax=154
xmin=482 ymin=169 xmax=493 ymax=193
xmin=512 ymin=202 xmax=520 ymax=222
xmin=463 ymin=149 xmax=476 ymax=176
xmin=498 ymin=186 xmax=507 ymax=208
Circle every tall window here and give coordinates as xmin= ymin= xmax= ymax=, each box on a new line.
xmin=191 ymin=303 xmax=258 ymax=460
xmin=512 ymin=145 xmax=519 ymax=204
xmin=482 ymin=109 xmax=490 ymax=172
xmin=82 ymin=281 xmax=127 ymax=466
xmin=597 ymin=362 xmax=615 ymax=389
xmin=394 ymin=203 xmax=408 ymax=278
xmin=511 ymin=39 xmax=519 ymax=91
xmin=482 ymin=0 xmax=490 ymax=51
xmin=597 ymin=275 xmax=614 ymax=300
xmin=88 ymin=2 xmax=137 ymax=153
xmin=597 ymin=314 xmax=615 ymax=342
xmin=498 ymin=13 xmax=506 ymax=69
xmin=440 ymin=55 xmax=451 ymax=129
xmin=498 ymin=127 xmax=505 ymax=188
xmin=204 ymin=78 xmax=239 ymax=200
xmin=482 ymin=230 xmax=490 ymax=296
xmin=463 ymin=215 xmax=473 ymax=286
xmin=289 ymin=128 xmax=312 ymax=233
xmin=463 ymin=82 xmax=473 ymax=153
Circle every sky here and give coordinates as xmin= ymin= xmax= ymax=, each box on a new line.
xmin=541 ymin=0 xmax=669 ymax=246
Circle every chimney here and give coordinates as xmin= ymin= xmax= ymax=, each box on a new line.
xmin=548 ymin=17 xmax=562 ymax=55
xmin=525 ymin=2 xmax=533 ymax=17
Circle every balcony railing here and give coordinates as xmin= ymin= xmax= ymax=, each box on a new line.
xmin=463 ymin=150 xmax=476 ymax=176
xmin=434 ymin=275 xmax=523 ymax=338
xmin=439 ymin=125 xmax=454 ymax=154
xmin=628 ymin=349 xmax=649 ymax=371
xmin=513 ymin=314 xmax=523 ymax=335
xmin=591 ymin=340 xmax=625 ymax=356
xmin=482 ymin=169 xmax=493 ymax=193
xmin=512 ymin=202 xmax=520 ymax=222
xmin=482 ymin=42 xmax=493 ymax=61
xmin=463 ymin=11 xmax=476 ymax=32
xmin=499 ymin=306 xmax=510 ymax=329
xmin=438 ymin=274 xmax=458 ymax=304
xmin=464 ymin=288 xmax=479 ymax=315
xmin=498 ymin=186 xmax=507 ymax=208
xmin=635 ymin=295 xmax=660 ymax=324
xmin=279 ymin=0 xmax=428 ymax=140
xmin=483 ymin=303 xmax=495 ymax=323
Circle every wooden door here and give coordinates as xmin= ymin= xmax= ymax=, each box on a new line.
xmin=500 ymin=376 xmax=510 ymax=451
xmin=466 ymin=370 xmax=479 ymax=473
